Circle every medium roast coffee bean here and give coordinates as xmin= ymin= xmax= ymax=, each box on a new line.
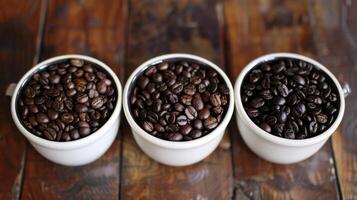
xmin=17 ymin=58 xmax=117 ymax=141
xmin=129 ymin=59 xmax=230 ymax=141
xmin=241 ymin=58 xmax=340 ymax=139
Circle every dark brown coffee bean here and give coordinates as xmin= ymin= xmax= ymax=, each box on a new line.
xmin=76 ymin=93 xmax=89 ymax=103
xmin=293 ymin=75 xmax=305 ymax=85
xmin=70 ymin=59 xmax=84 ymax=67
xmin=190 ymin=130 xmax=202 ymax=139
xmin=277 ymin=84 xmax=289 ymax=97
xmin=177 ymin=115 xmax=188 ymax=126
xmin=142 ymin=121 xmax=154 ymax=132
xmin=79 ymin=127 xmax=91 ymax=137
xmin=139 ymin=76 xmax=149 ymax=89
xmin=210 ymin=94 xmax=222 ymax=107
xmin=180 ymin=124 xmax=192 ymax=135
xmin=91 ymin=96 xmax=104 ymax=109
xmin=47 ymin=109 xmax=59 ymax=120
xmin=198 ymin=108 xmax=210 ymax=120
xmin=167 ymin=133 xmax=183 ymax=141
xmin=204 ymin=116 xmax=218 ymax=129
xmin=317 ymin=114 xmax=328 ymax=124
xmin=250 ymin=97 xmax=264 ymax=108
xmin=70 ymin=129 xmax=80 ymax=140
xmin=192 ymin=119 xmax=203 ymax=130
xmin=184 ymin=84 xmax=196 ymax=95
xmin=157 ymin=62 xmax=169 ymax=71
xmin=192 ymin=95 xmax=204 ymax=111
xmin=152 ymin=73 xmax=163 ymax=82
xmin=75 ymin=104 xmax=88 ymax=113
xmin=97 ymin=80 xmax=108 ymax=94
xmin=273 ymin=96 xmax=286 ymax=106
xmin=166 ymin=124 xmax=179 ymax=132
xmin=44 ymin=128 xmax=56 ymax=140
xmin=259 ymin=123 xmax=271 ymax=133
xmin=277 ymin=111 xmax=287 ymax=123
xmin=171 ymin=82 xmax=183 ymax=94
xmin=246 ymin=108 xmax=259 ymax=118
xmin=180 ymin=95 xmax=192 ymax=105
xmin=174 ymin=103 xmax=185 ymax=112
xmin=145 ymin=66 xmax=157 ymax=76
xmin=185 ymin=106 xmax=197 ymax=120
xmin=36 ymin=112 xmax=49 ymax=123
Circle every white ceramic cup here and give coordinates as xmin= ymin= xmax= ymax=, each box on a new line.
xmin=10 ymin=55 xmax=122 ymax=166
xmin=123 ymin=53 xmax=234 ymax=166
xmin=234 ymin=53 xmax=346 ymax=164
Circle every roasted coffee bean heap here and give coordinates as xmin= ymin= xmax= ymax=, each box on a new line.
xmin=18 ymin=59 xmax=117 ymax=141
xmin=241 ymin=58 xmax=340 ymax=139
xmin=130 ymin=60 xmax=230 ymax=141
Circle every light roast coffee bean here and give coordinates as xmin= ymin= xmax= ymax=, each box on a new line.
xmin=130 ymin=60 xmax=230 ymax=141
xmin=18 ymin=59 xmax=117 ymax=141
xmin=241 ymin=58 xmax=340 ymax=139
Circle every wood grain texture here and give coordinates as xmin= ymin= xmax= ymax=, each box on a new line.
xmin=21 ymin=0 xmax=126 ymax=199
xmin=224 ymin=0 xmax=340 ymax=199
xmin=0 ymin=1 xmax=43 ymax=199
xmin=121 ymin=0 xmax=233 ymax=199
xmin=308 ymin=0 xmax=357 ymax=199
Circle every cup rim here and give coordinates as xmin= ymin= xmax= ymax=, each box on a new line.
xmin=11 ymin=54 xmax=122 ymax=150
xmin=123 ymin=53 xmax=234 ymax=149
xmin=234 ymin=52 xmax=345 ymax=147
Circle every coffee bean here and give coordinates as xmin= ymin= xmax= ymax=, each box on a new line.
xmin=185 ymin=106 xmax=197 ymax=120
xmin=91 ymin=96 xmax=104 ymax=109
xmin=184 ymin=84 xmax=196 ymax=95
xmin=273 ymin=96 xmax=286 ymax=106
xmin=180 ymin=124 xmax=192 ymax=135
xmin=192 ymin=95 xmax=204 ymax=111
xmin=277 ymin=84 xmax=289 ymax=97
xmin=177 ymin=115 xmax=188 ymax=126
xmin=210 ymin=94 xmax=222 ymax=107
xmin=198 ymin=108 xmax=210 ymax=120
xmin=190 ymin=130 xmax=202 ymax=139
xmin=166 ymin=124 xmax=179 ymax=132
xmin=204 ymin=116 xmax=218 ymax=129
xmin=37 ymin=112 xmax=49 ymax=123
xmin=260 ymin=123 xmax=271 ymax=133
xmin=246 ymin=108 xmax=259 ymax=118
xmin=277 ymin=111 xmax=287 ymax=123
xmin=142 ymin=121 xmax=154 ymax=132
xmin=292 ymin=75 xmax=305 ymax=85
xmin=192 ymin=119 xmax=203 ymax=130
xmin=167 ymin=133 xmax=183 ymax=141
xmin=250 ymin=97 xmax=265 ymax=108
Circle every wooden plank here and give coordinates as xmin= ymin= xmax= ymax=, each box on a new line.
xmin=224 ymin=0 xmax=340 ymax=199
xmin=0 ymin=1 xmax=43 ymax=199
xmin=308 ymin=0 xmax=357 ymax=199
xmin=121 ymin=0 xmax=233 ymax=199
xmin=21 ymin=0 xmax=126 ymax=199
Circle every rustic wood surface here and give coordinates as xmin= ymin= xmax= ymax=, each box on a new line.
xmin=0 ymin=0 xmax=355 ymax=199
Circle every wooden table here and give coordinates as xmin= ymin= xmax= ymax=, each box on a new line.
xmin=0 ymin=0 xmax=356 ymax=199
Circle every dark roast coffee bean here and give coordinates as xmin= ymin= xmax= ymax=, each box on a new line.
xmin=210 ymin=94 xmax=221 ymax=107
xmin=190 ymin=130 xmax=202 ymax=139
xmin=204 ymin=116 xmax=218 ymax=130
xmin=180 ymin=124 xmax=192 ymax=135
xmin=167 ymin=133 xmax=183 ymax=141
xmin=177 ymin=115 xmax=188 ymax=126
xmin=250 ymin=98 xmax=265 ymax=108
xmin=142 ymin=121 xmax=154 ymax=132
xmin=185 ymin=106 xmax=197 ymax=120
xmin=260 ymin=123 xmax=271 ymax=133
xmin=37 ymin=112 xmax=49 ymax=123
xmin=198 ymin=108 xmax=210 ymax=120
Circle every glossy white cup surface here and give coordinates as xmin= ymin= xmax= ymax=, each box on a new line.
xmin=123 ymin=53 xmax=234 ymax=166
xmin=234 ymin=53 xmax=345 ymax=164
xmin=11 ymin=55 xmax=122 ymax=166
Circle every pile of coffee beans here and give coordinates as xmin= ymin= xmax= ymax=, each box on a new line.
xmin=130 ymin=60 xmax=230 ymax=141
xmin=241 ymin=58 xmax=340 ymax=139
xmin=18 ymin=59 xmax=117 ymax=141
